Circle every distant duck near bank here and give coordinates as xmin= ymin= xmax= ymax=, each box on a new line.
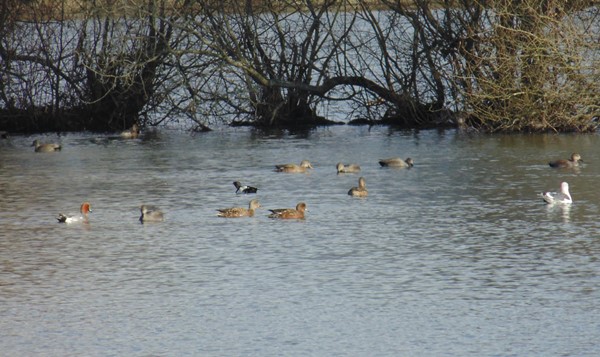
xmin=120 ymin=123 xmax=140 ymax=139
xmin=548 ymin=153 xmax=582 ymax=168
xmin=32 ymin=139 xmax=61 ymax=152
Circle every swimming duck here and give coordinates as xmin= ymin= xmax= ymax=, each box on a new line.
xmin=268 ymin=202 xmax=307 ymax=219
xmin=233 ymin=181 xmax=258 ymax=194
xmin=275 ymin=160 xmax=313 ymax=173
xmin=32 ymin=139 xmax=61 ymax=152
xmin=541 ymin=182 xmax=572 ymax=204
xmin=336 ymin=162 xmax=361 ymax=174
xmin=379 ymin=157 xmax=414 ymax=168
xmin=57 ymin=202 xmax=91 ymax=223
xmin=217 ymin=199 xmax=261 ymax=218
xmin=120 ymin=123 xmax=140 ymax=139
xmin=348 ymin=177 xmax=368 ymax=197
xmin=139 ymin=204 xmax=164 ymax=222
xmin=548 ymin=153 xmax=582 ymax=168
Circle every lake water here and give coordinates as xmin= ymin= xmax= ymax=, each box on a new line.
xmin=1 ymin=126 xmax=599 ymax=356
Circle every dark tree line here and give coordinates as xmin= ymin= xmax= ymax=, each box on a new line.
xmin=0 ymin=0 xmax=598 ymax=133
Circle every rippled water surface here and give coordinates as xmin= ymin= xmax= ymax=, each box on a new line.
xmin=1 ymin=126 xmax=600 ymax=356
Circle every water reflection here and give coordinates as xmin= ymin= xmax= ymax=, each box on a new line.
xmin=545 ymin=202 xmax=572 ymax=223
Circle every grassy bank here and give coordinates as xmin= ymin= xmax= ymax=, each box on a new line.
xmin=14 ymin=0 xmax=395 ymax=21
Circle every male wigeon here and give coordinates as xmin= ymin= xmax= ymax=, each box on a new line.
xmin=348 ymin=177 xmax=368 ymax=197
xmin=541 ymin=182 xmax=572 ymax=204
xmin=379 ymin=157 xmax=414 ymax=168
xmin=57 ymin=202 xmax=92 ymax=223
xmin=32 ymin=139 xmax=61 ymax=152
xmin=275 ymin=160 xmax=313 ymax=173
xmin=120 ymin=123 xmax=140 ymax=139
xmin=233 ymin=181 xmax=258 ymax=194
xmin=139 ymin=204 xmax=164 ymax=222
xmin=268 ymin=202 xmax=307 ymax=219
xmin=217 ymin=199 xmax=261 ymax=218
xmin=548 ymin=153 xmax=582 ymax=168
xmin=336 ymin=162 xmax=361 ymax=174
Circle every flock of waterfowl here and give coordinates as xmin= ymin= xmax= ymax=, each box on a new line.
xmin=38 ymin=137 xmax=413 ymax=223
xmin=26 ymin=121 xmax=415 ymax=223
xmin=51 ymin=155 xmax=409 ymax=223
xmin=213 ymin=155 xmax=415 ymax=219
xmin=26 ymin=127 xmax=581 ymax=223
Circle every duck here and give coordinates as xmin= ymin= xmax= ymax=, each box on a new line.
xmin=57 ymin=202 xmax=92 ymax=223
xmin=233 ymin=181 xmax=258 ymax=194
xmin=217 ymin=199 xmax=261 ymax=218
xmin=541 ymin=182 xmax=572 ymax=204
xmin=268 ymin=202 xmax=307 ymax=219
xmin=348 ymin=177 xmax=368 ymax=197
xmin=336 ymin=162 xmax=361 ymax=174
xmin=139 ymin=204 xmax=164 ymax=222
xmin=379 ymin=157 xmax=414 ymax=168
xmin=32 ymin=139 xmax=61 ymax=152
xmin=275 ymin=160 xmax=313 ymax=173
xmin=120 ymin=123 xmax=140 ymax=139
xmin=548 ymin=153 xmax=582 ymax=168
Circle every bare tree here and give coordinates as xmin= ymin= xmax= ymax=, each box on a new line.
xmin=338 ymin=0 xmax=456 ymax=127
xmin=78 ymin=0 xmax=174 ymax=130
xmin=165 ymin=0 xmax=452 ymax=128
xmin=0 ymin=0 xmax=86 ymax=131
xmin=166 ymin=0 xmax=354 ymax=127
xmin=0 ymin=0 xmax=174 ymax=131
xmin=1 ymin=0 xmax=598 ymax=132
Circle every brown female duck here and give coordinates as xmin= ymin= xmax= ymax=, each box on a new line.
xmin=268 ymin=202 xmax=307 ymax=219
xmin=379 ymin=157 xmax=414 ymax=168
xmin=217 ymin=199 xmax=261 ymax=218
xmin=275 ymin=160 xmax=313 ymax=173
xmin=548 ymin=153 xmax=582 ymax=168
xmin=348 ymin=177 xmax=368 ymax=197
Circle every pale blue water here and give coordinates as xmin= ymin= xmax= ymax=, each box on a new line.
xmin=1 ymin=126 xmax=599 ymax=356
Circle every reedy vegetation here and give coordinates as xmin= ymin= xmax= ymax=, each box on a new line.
xmin=0 ymin=0 xmax=598 ymax=132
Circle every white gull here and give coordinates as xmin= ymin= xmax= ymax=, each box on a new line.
xmin=541 ymin=182 xmax=572 ymax=204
